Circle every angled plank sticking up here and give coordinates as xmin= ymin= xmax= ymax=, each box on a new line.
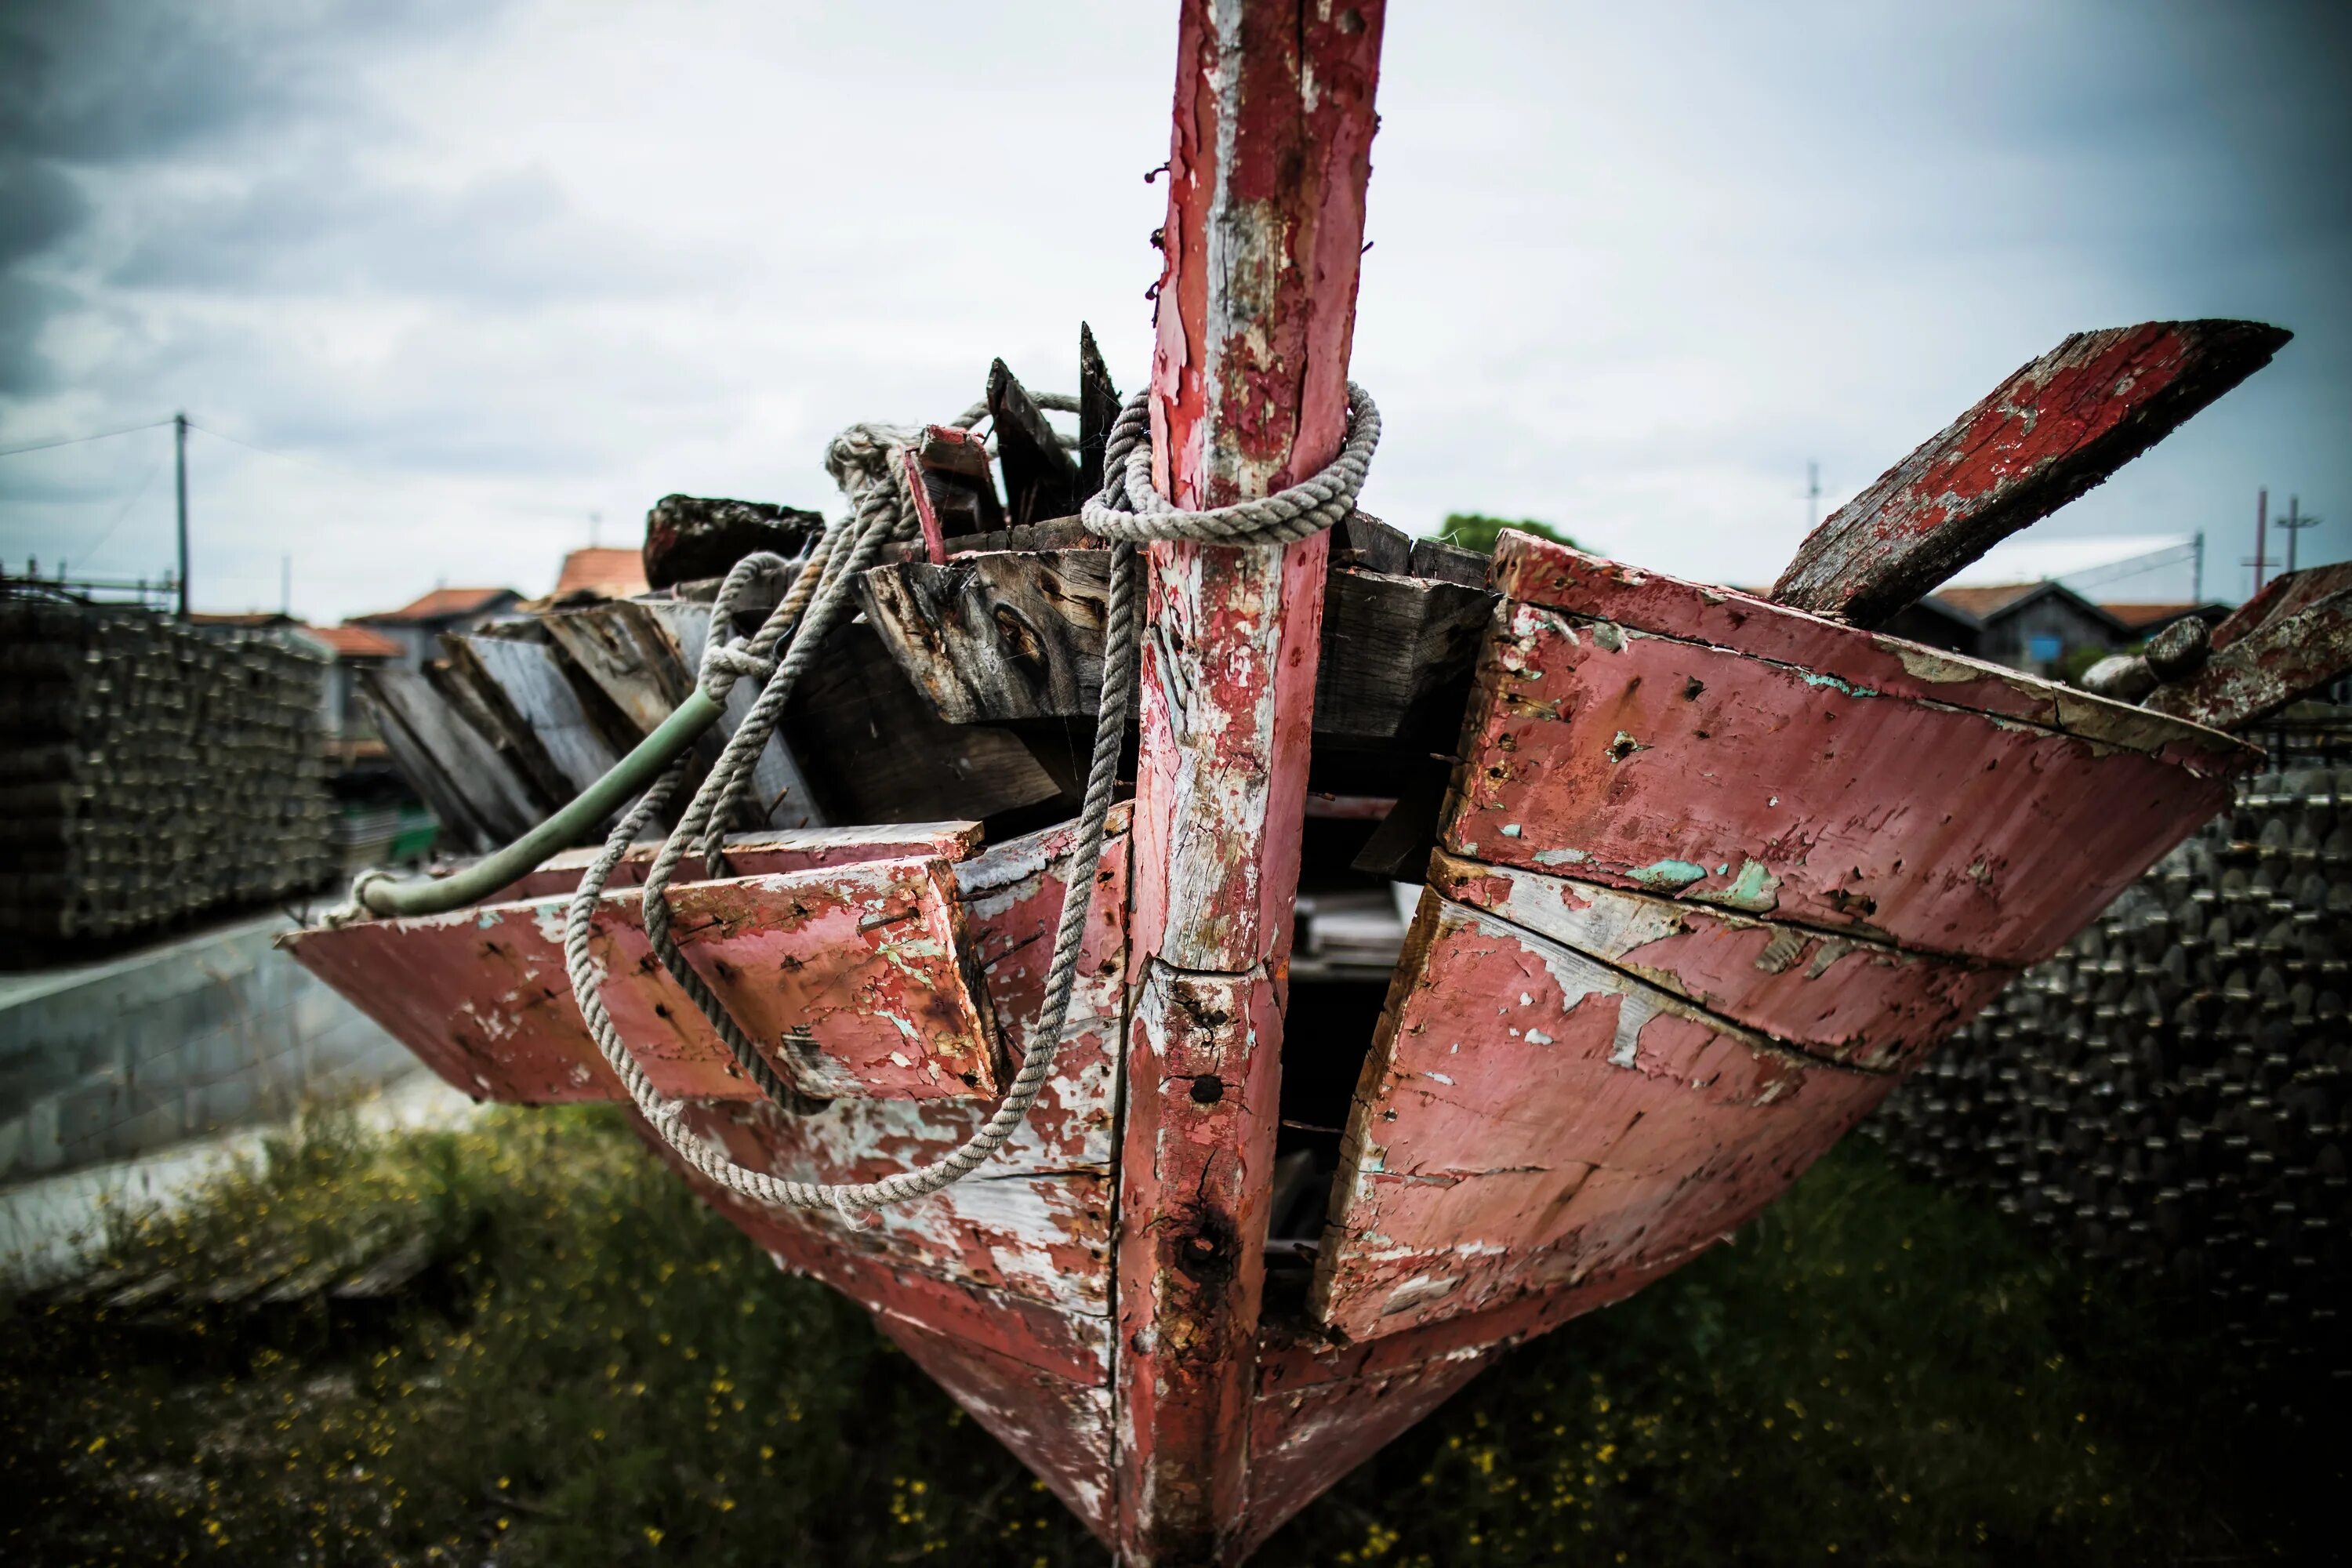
xmin=1076 ymin=321 xmax=1120 ymax=503
xmin=445 ymin=632 xmax=623 ymax=804
xmin=1771 ymin=320 xmax=2291 ymax=627
xmin=1114 ymin=3 xmax=1385 ymax=1563
xmin=989 ymin=359 xmax=1081 ymax=528
xmin=2145 ymin=564 xmax=2352 ymax=731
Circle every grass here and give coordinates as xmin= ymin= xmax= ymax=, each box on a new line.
xmin=3 ymin=1105 xmax=2335 ymax=1566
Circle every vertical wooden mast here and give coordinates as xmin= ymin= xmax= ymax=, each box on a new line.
xmin=1113 ymin=2 xmax=1385 ymax=1563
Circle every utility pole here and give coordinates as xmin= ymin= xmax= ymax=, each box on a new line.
xmin=281 ymin=554 xmax=292 ymax=616
xmin=2193 ymin=530 xmax=2204 ymax=603
xmin=2255 ymin=486 xmax=2268 ymax=596
xmin=1806 ymin=459 xmax=1821 ymax=532
xmin=174 ymin=412 xmax=190 ymax=619
xmin=2277 ymin=494 xmax=2321 ymax=574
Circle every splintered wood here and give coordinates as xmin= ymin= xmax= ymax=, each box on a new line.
xmin=1773 ymin=320 xmax=2290 ymax=627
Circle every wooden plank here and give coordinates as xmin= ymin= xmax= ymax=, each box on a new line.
xmin=1308 ymin=894 xmax=1894 ymax=1342
xmin=1115 ymin=3 xmax=1385 ymax=1560
xmin=1313 ymin=567 xmax=1495 ymax=752
xmin=1446 ymin=585 xmax=2244 ymax=967
xmin=539 ymin=599 xmax=695 ymax=737
xmin=859 ymin=553 xmax=1490 ymax=772
xmin=358 ymin=665 xmax=542 ymax=844
xmin=356 ymin=670 xmax=500 ymax=852
xmin=858 ymin=549 xmax=1115 ymax=724
xmin=1077 ymin=321 xmax=1120 ymax=503
xmin=1426 ymin=849 xmax=2016 ymax=1071
xmin=989 ymin=358 xmax=1081 ymax=527
xmin=281 ymin=853 xmax=1000 ymax=1105
xmin=447 ymin=632 xmax=623 ymax=801
xmin=779 ymin=615 xmax=1062 ymax=826
xmin=490 ymin=820 xmax=982 ymax=903
xmin=2145 ymin=565 xmax=2352 ymax=731
xmin=638 ymin=598 xmax=827 ymax=830
xmin=1771 ymin=320 xmax=2290 ymax=626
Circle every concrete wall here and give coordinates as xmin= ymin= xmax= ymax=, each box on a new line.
xmin=0 ymin=912 xmax=419 ymax=1183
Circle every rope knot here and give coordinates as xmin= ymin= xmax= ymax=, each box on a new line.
xmin=698 ymin=638 xmax=775 ymax=703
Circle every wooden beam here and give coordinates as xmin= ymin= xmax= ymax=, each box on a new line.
xmin=1113 ymin=3 xmax=1385 ymax=1563
xmin=1771 ymin=320 xmax=2289 ymax=627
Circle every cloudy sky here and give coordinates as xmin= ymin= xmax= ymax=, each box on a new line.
xmin=2 ymin=0 xmax=2345 ymax=622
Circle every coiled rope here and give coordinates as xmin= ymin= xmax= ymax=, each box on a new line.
xmin=562 ymin=382 xmax=1377 ymax=1214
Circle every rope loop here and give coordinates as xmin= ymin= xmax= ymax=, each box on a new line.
xmin=564 ymin=375 xmax=1376 ymax=1215
xmin=1081 ymin=382 xmax=1380 ymax=547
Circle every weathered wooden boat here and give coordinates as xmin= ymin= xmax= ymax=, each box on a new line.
xmin=281 ymin=5 xmax=2330 ymax=1561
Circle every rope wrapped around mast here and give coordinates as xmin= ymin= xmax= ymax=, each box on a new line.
xmin=563 ymin=382 xmax=1377 ymax=1214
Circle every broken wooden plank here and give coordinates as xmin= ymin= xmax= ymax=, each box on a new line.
xmin=282 ymin=852 xmax=1001 ymax=1105
xmin=1771 ymin=320 xmax=2291 ymax=626
xmin=1308 ymin=893 xmax=1895 ymax=1341
xmin=989 ymin=358 xmax=1082 ymax=528
xmin=1313 ymin=567 xmax=1495 ymax=754
xmin=643 ymin=494 xmax=825 ymax=590
xmin=1330 ymin=510 xmax=1414 ymax=575
xmin=1114 ymin=2 xmax=1385 ymax=1559
xmin=1426 ymin=848 xmax=2016 ymax=1070
xmin=1077 ymin=321 xmax=1120 ymax=503
xmin=2145 ymin=564 xmax=2352 ymax=731
xmin=360 ymin=665 xmax=543 ymax=847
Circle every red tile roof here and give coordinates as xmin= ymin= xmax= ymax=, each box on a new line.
xmin=1933 ymin=583 xmax=2042 ymax=619
xmin=361 ymin=586 xmax=517 ymax=622
xmin=303 ymin=623 xmax=404 ymax=659
xmin=2100 ymin=601 xmax=2202 ymax=630
xmin=552 ymin=546 xmax=648 ymax=600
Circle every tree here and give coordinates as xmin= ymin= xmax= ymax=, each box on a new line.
xmin=1438 ymin=513 xmax=1578 ymax=555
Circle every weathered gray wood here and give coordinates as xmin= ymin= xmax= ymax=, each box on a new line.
xmin=1077 ymin=321 xmax=1120 ymax=502
xmin=858 ymin=550 xmax=1116 ymax=723
xmin=1315 ymin=568 xmax=1496 ymax=747
xmin=779 ymin=617 xmax=1062 ymax=826
xmin=1773 ymin=320 xmax=2291 ymax=627
xmin=539 ymin=600 xmax=695 ymax=736
xmin=447 ymin=633 xmax=623 ymax=801
xmin=361 ymin=666 xmax=541 ymax=847
xmin=1406 ymin=535 xmax=1490 ymax=588
xmin=1332 ymin=510 xmax=1412 ymax=575
xmin=860 ymin=552 xmax=1496 ymax=765
xmin=989 ymin=358 xmax=1080 ymax=528
xmin=637 ymin=599 xmax=827 ymax=830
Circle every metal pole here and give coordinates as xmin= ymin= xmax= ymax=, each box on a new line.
xmin=2256 ymin=486 xmax=2268 ymax=596
xmin=174 ymin=412 xmax=190 ymax=619
xmin=2193 ymin=530 xmax=2204 ymax=603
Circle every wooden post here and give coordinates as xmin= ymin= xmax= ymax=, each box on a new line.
xmin=1113 ymin=2 xmax=1385 ymax=1563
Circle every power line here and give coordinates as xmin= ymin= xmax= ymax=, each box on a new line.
xmin=0 ymin=419 xmax=172 ymax=460
xmin=77 ymin=451 xmax=171 ymax=564
xmin=183 ymin=417 xmax=342 ymax=475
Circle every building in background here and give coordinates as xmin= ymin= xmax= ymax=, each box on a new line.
xmin=546 ymin=546 xmax=648 ymax=602
xmin=296 ymin=622 xmax=404 ymax=764
xmin=351 ymin=586 xmax=522 ymax=670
